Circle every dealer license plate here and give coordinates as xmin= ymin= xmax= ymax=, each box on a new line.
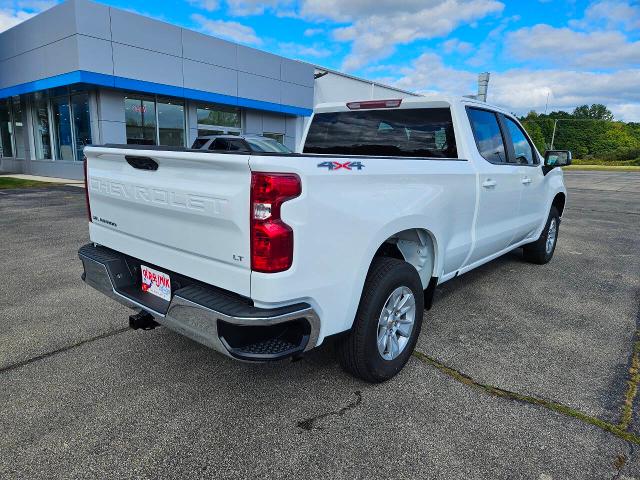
xmin=140 ymin=265 xmax=171 ymax=302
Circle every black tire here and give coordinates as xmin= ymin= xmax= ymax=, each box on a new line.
xmin=337 ymin=257 xmax=424 ymax=383
xmin=523 ymin=206 xmax=560 ymax=264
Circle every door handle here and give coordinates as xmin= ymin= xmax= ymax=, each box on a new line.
xmin=125 ymin=156 xmax=158 ymax=171
xmin=521 ymin=177 xmax=532 ymax=185
xmin=482 ymin=179 xmax=497 ymax=188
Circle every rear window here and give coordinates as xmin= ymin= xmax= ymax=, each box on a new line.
xmin=245 ymin=137 xmax=292 ymax=153
xmin=303 ymin=108 xmax=457 ymax=158
xmin=209 ymin=138 xmax=249 ymax=152
xmin=191 ymin=138 xmax=209 ymax=149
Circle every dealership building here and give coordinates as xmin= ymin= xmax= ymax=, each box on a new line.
xmin=0 ymin=0 xmax=416 ymax=180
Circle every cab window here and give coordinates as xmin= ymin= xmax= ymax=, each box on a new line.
xmin=503 ymin=116 xmax=536 ymax=165
xmin=466 ymin=108 xmax=507 ymax=164
xmin=303 ymin=108 xmax=457 ymax=158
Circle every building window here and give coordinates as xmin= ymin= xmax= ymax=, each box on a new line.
xmin=158 ymin=99 xmax=185 ymax=146
xmin=0 ymin=99 xmax=13 ymax=158
xmin=125 ymin=95 xmax=157 ymax=145
xmin=196 ymin=103 xmax=241 ymax=136
xmin=33 ymin=92 xmax=52 ymax=160
xmin=32 ymin=90 xmax=93 ymax=162
xmin=125 ymin=95 xmax=186 ymax=146
xmin=71 ymin=93 xmax=92 ymax=161
xmin=11 ymin=96 xmax=26 ymax=159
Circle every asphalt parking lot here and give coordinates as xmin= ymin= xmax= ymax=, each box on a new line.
xmin=1 ymin=170 xmax=639 ymax=479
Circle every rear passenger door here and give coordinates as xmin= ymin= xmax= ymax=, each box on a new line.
xmin=465 ymin=107 xmax=524 ymax=266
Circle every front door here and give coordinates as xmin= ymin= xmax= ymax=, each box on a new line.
xmin=501 ymin=115 xmax=548 ymax=241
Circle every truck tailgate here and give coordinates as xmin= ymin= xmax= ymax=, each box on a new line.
xmin=84 ymin=146 xmax=251 ymax=297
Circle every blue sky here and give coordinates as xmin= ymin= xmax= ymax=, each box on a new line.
xmin=2 ymin=0 xmax=639 ymax=119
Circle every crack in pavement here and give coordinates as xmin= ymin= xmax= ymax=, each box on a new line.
xmin=0 ymin=327 xmax=130 ymax=375
xmin=297 ymin=391 xmax=362 ymax=431
xmin=620 ymin=329 xmax=640 ymax=431
xmin=610 ymin=310 xmax=640 ymax=479
xmin=412 ymin=350 xmax=640 ymax=445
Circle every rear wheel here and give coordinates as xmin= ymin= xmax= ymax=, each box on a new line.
xmin=337 ymin=257 xmax=424 ymax=382
xmin=523 ymin=206 xmax=560 ymax=264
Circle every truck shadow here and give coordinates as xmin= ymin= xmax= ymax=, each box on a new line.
xmin=142 ymin=247 xmax=529 ymax=383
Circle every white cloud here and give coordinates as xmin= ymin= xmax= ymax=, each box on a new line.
xmin=572 ymin=0 xmax=640 ymax=31
xmin=303 ymin=28 xmax=323 ymax=37
xmin=225 ymin=0 xmax=293 ymax=16
xmin=442 ymin=38 xmax=474 ymax=55
xmin=612 ymin=103 xmax=640 ymax=122
xmin=299 ymin=0 xmax=497 ymax=22
xmin=186 ymin=0 xmax=219 ymax=12
xmin=489 ymin=69 xmax=640 ymax=117
xmin=211 ymin=0 xmax=503 ymax=71
xmin=0 ymin=0 xmax=58 ymax=33
xmin=389 ymin=52 xmax=640 ymax=121
xmin=330 ymin=0 xmax=504 ymax=71
xmin=278 ymin=41 xmax=331 ymax=58
xmin=0 ymin=9 xmax=34 ymax=32
xmin=190 ymin=13 xmax=262 ymax=45
xmin=393 ymin=52 xmax=477 ymax=95
xmin=506 ymin=24 xmax=640 ymax=69
xmin=16 ymin=0 xmax=57 ymax=10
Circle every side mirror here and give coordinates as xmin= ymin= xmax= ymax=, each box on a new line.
xmin=544 ymin=150 xmax=572 ymax=168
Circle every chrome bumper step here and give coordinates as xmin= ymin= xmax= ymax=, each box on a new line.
xmin=78 ymin=243 xmax=320 ymax=361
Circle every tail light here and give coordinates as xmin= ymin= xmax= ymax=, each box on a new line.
xmin=250 ymin=172 xmax=301 ymax=273
xmin=83 ymin=156 xmax=92 ymax=222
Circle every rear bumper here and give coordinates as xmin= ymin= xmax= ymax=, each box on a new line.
xmin=78 ymin=243 xmax=320 ymax=361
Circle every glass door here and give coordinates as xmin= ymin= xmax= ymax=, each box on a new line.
xmin=125 ymin=96 xmax=157 ymax=145
xmin=157 ymin=99 xmax=185 ymax=146
xmin=0 ymin=100 xmax=13 ymax=158
xmin=11 ymin=97 xmax=25 ymax=159
xmin=71 ymin=93 xmax=91 ymax=161
xmin=52 ymin=97 xmax=74 ymax=161
xmin=32 ymin=92 xmax=52 ymax=160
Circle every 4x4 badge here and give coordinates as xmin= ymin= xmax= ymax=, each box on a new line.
xmin=317 ymin=161 xmax=365 ymax=171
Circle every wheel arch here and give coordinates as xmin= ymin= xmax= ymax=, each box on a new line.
xmin=372 ymin=227 xmax=438 ymax=289
xmin=552 ymin=192 xmax=566 ymax=217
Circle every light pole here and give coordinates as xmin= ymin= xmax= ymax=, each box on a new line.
xmin=550 ymin=119 xmax=558 ymax=150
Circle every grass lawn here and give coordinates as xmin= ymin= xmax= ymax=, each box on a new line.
xmin=0 ymin=177 xmax=56 ymax=189
xmin=566 ymin=158 xmax=640 ymax=171
xmin=563 ymin=165 xmax=640 ymax=171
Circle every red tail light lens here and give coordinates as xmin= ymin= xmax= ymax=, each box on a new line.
xmin=250 ymin=172 xmax=301 ymax=273
xmin=83 ymin=156 xmax=92 ymax=222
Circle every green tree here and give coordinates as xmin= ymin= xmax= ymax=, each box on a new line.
xmin=572 ymin=104 xmax=614 ymax=121
xmin=520 ymin=116 xmax=546 ymax=152
xmin=519 ymin=104 xmax=639 ymax=162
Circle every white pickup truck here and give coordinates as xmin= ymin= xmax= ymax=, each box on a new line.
xmin=79 ymin=96 xmax=570 ymax=382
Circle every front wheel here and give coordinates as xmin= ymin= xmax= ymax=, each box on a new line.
xmin=337 ymin=257 xmax=424 ymax=383
xmin=523 ymin=206 xmax=560 ymax=264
